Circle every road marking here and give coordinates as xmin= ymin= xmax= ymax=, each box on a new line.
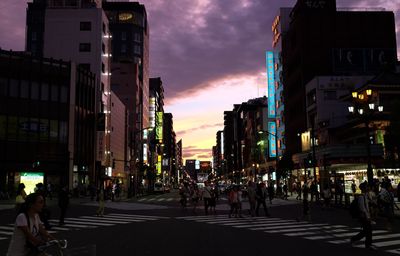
xmin=62 ymin=218 xmax=116 ymax=226
xmin=231 ymin=220 xmax=296 ymax=228
xmin=0 ymin=226 xmax=14 ymax=231
xmin=78 ymin=216 xmax=136 ymax=224
xmin=386 ymin=249 xmax=400 ymax=255
xmin=0 ymin=230 xmax=13 ymax=235
xmin=108 ymin=213 xmax=170 ymax=219
xmin=250 ymin=222 xmax=310 ymax=230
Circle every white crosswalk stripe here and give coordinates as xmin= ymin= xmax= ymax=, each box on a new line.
xmin=176 ymin=215 xmax=400 ymax=254
xmin=0 ymin=213 xmax=168 ymax=241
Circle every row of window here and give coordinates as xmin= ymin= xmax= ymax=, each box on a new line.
xmin=0 ymin=79 xmax=69 ymax=103
xmin=0 ymin=115 xmax=68 ymax=143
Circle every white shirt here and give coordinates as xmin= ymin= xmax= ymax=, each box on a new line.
xmin=7 ymin=213 xmax=42 ymax=256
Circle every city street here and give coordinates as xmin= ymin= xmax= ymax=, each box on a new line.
xmin=0 ymin=191 xmax=399 ymax=255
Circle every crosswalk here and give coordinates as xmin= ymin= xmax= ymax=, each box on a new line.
xmin=0 ymin=213 xmax=169 ymax=241
xmin=176 ymin=215 xmax=400 ymax=255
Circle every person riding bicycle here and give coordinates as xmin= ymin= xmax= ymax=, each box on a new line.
xmin=7 ymin=192 xmax=55 ymax=256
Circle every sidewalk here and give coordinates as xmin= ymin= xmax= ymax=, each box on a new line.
xmin=0 ymin=191 xmax=157 ymax=211
xmin=285 ymin=193 xmax=400 ymax=218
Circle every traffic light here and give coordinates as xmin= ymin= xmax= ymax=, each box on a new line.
xmin=112 ymin=159 xmax=116 ymax=169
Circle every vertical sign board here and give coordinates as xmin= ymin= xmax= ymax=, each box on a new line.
xmin=266 ymin=51 xmax=276 ymax=118
xmin=268 ymin=122 xmax=277 ymax=158
xmin=156 ymin=112 xmax=163 ymax=142
xmin=220 ymin=132 xmax=224 ymax=159
xmin=157 ymin=155 xmax=162 ymax=175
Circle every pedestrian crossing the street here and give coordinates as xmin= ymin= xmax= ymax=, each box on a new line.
xmin=176 ymin=215 xmax=400 ymax=255
xmin=0 ymin=213 xmax=169 ymax=241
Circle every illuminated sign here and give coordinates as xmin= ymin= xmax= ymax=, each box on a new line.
xmin=156 ymin=112 xmax=163 ymax=141
xmin=157 ymin=155 xmax=162 ymax=175
xmin=301 ymin=131 xmax=311 ymax=152
xmin=143 ymin=143 xmax=148 ymax=163
xmin=268 ymin=122 xmax=277 ymax=158
xmin=220 ymin=132 xmax=224 ymax=158
xmin=272 ymin=15 xmax=281 ymax=47
xmin=195 ymin=160 xmax=200 ymax=170
xmin=266 ymin=51 xmax=276 ymax=118
xmin=20 ymin=172 xmax=44 ymax=194
xmin=119 ymin=13 xmax=133 ymax=21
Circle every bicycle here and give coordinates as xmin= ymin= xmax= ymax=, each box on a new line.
xmin=37 ymin=239 xmax=68 ymax=256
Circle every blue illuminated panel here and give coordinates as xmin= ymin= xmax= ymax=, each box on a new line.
xmin=268 ymin=121 xmax=277 ymax=158
xmin=266 ymin=51 xmax=275 ymax=118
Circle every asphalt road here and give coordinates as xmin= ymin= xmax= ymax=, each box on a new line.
xmin=0 ymin=191 xmax=399 ymax=256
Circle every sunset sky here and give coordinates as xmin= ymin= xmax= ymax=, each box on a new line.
xmin=0 ymin=0 xmax=399 ymax=161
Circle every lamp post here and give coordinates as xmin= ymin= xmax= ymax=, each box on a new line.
xmin=348 ymin=89 xmax=383 ymax=184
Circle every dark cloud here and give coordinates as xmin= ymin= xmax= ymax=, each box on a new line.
xmin=0 ymin=0 xmax=399 ymax=101
xmin=176 ymin=122 xmax=223 ymax=136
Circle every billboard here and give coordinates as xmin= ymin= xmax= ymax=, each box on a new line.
xmin=268 ymin=121 xmax=277 ymax=158
xmin=20 ymin=172 xmax=44 ymax=194
xmin=266 ymin=51 xmax=276 ymax=118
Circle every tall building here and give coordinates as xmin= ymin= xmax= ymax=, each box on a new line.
xmin=0 ymin=49 xmax=96 ymax=192
xmin=163 ymin=113 xmax=176 ymax=186
xmin=282 ymin=0 xmax=397 ymax=157
xmin=269 ymin=8 xmax=292 ymax=159
xmin=102 ymin=1 xmax=150 ymax=170
xmin=26 ymin=0 xmax=112 ymax=186
xmin=176 ymin=139 xmax=183 ymax=183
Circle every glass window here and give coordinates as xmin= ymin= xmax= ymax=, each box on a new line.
xmin=134 ymin=45 xmax=141 ymax=54
xmin=60 ymin=121 xmax=68 ymax=143
xmin=60 ymin=87 xmax=68 ymax=103
xmin=121 ymin=44 xmax=126 ymax=53
xmin=32 ymin=31 xmax=37 ymax=41
xmin=18 ymin=117 xmax=30 ymax=141
xmin=0 ymin=78 xmax=7 ymax=96
xmin=324 ymin=90 xmax=337 ymax=100
xmin=133 ymin=33 xmax=141 ymax=42
xmin=41 ymin=83 xmax=49 ymax=101
xmin=8 ymin=116 xmax=18 ymax=141
xmin=102 ymin=63 xmax=105 ymax=73
xmin=78 ymin=63 xmax=90 ymax=71
xmin=0 ymin=115 xmax=6 ymax=139
xmin=20 ymin=80 xmax=29 ymax=99
xmin=121 ymin=32 xmax=126 ymax=41
xmin=9 ymin=79 xmax=19 ymax=97
xmin=102 ymin=43 xmax=105 ymax=54
xmin=49 ymin=120 xmax=58 ymax=141
xmin=39 ymin=119 xmax=49 ymax=142
xmin=51 ymin=85 xmax=58 ymax=101
xmin=80 ymin=21 xmax=91 ymax=31
xmin=79 ymin=43 xmax=91 ymax=52
xmin=31 ymin=82 xmax=39 ymax=100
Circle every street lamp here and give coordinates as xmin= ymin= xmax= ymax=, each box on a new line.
xmin=348 ymin=89 xmax=383 ymax=184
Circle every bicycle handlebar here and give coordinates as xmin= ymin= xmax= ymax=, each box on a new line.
xmin=37 ymin=239 xmax=68 ymax=251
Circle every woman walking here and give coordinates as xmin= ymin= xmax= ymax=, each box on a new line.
xmin=7 ymin=193 xmax=55 ymax=256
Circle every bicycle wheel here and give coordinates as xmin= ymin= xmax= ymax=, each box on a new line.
xmin=43 ymin=246 xmax=63 ymax=256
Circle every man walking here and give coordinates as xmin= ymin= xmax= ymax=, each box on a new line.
xmin=247 ymin=181 xmax=257 ymax=217
xmin=256 ymin=183 xmax=270 ymax=217
xmin=202 ymin=181 xmax=212 ymax=215
xmin=350 ymin=182 xmax=377 ymax=250
xmin=58 ymin=184 xmax=70 ymax=226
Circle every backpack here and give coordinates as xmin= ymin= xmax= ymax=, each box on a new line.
xmin=349 ymin=198 xmax=360 ymax=218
